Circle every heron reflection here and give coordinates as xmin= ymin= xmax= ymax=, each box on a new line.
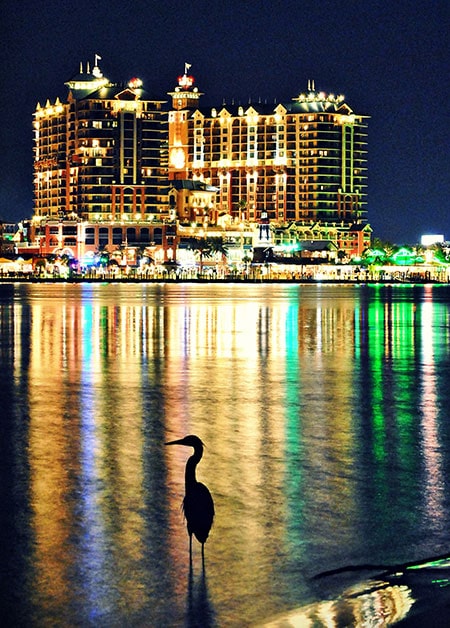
xmin=166 ymin=435 xmax=214 ymax=565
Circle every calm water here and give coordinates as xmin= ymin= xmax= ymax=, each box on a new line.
xmin=2 ymin=282 xmax=450 ymax=626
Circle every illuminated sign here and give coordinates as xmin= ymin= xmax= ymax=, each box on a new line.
xmin=178 ymin=74 xmax=194 ymax=89
xmin=421 ymin=234 xmax=444 ymax=246
xmin=128 ymin=77 xmax=143 ymax=89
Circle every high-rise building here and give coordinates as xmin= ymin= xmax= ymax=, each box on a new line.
xmin=33 ymin=58 xmax=168 ymax=223
xmin=30 ymin=61 xmax=370 ymax=264
xmin=168 ymin=73 xmax=370 ymax=256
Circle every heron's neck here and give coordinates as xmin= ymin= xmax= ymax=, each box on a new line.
xmin=185 ymin=447 xmax=202 ymax=490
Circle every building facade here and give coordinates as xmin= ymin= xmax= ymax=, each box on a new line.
xmin=168 ymin=74 xmax=370 ymax=256
xmin=30 ymin=62 xmax=370 ymax=264
xmin=33 ymin=59 xmax=168 ymax=224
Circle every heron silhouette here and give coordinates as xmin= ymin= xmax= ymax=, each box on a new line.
xmin=166 ymin=435 xmax=214 ymax=563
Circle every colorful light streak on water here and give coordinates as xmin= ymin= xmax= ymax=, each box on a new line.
xmin=418 ymin=287 xmax=447 ymax=536
xmin=2 ymin=283 xmax=450 ymax=626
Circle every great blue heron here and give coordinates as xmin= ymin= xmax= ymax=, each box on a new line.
xmin=166 ymin=435 xmax=214 ymax=562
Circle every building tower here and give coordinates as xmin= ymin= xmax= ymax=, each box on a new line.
xmin=167 ymin=78 xmax=370 ymax=256
xmin=290 ymin=82 xmax=368 ymax=226
xmin=167 ymin=64 xmax=203 ymax=181
xmin=33 ymin=57 xmax=168 ymax=223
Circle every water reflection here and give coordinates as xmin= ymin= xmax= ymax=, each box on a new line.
xmin=2 ymin=283 xmax=450 ymax=626
xmin=263 ymin=579 xmax=415 ymax=627
xmin=187 ymin=568 xmax=215 ymax=627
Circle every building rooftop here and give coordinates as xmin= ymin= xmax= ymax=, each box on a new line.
xmin=189 ymin=91 xmax=359 ymax=118
xmin=64 ymin=58 xmax=166 ymax=104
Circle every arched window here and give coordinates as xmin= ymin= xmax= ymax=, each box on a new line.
xmin=112 ymin=227 xmax=123 ymax=245
xmin=126 ymin=227 xmax=136 ymax=244
xmin=85 ymin=227 xmax=95 ymax=245
xmin=140 ymin=227 xmax=150 ymax=242
xmin=99 ymin=227 xmax=109 ymax=247
xmin=153 ymin=227 xmax=163 ymax=245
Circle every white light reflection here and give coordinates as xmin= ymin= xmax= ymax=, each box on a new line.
xmin=79 ymin=300 xmax=115 ymax=619
xmin=261 ymin=580 xmax=414 ymax=627
xmin=419 ymin=294 xmax=445 ymax=528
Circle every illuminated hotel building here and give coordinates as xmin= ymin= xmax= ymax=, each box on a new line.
xmin=32 ymin=58 xmax=173 ymax=260
xmin=168 ymin=74 xmax=371 ymax=256
xmin=30 ymin=61 xmax=371 ymax=261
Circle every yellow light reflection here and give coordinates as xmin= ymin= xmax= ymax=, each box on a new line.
xmin=26 ymin=289 xmax=151 ymax=617
xmin=12 ymin=283 xmax=450 ymax=626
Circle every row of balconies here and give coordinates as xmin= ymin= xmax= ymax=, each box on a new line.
xmin=197 ymin=138 xmax=368 ymax=156
xmin=191 ymin=163 xmax=368 ymax=177
xmin=193 ymin=139 xmax=368 ymax=151
xmin=35 ymin=131 xmax=66 ymax=141
xmin=198 ymin=114 xmax=367 ymax=127
xmin=198 ymin=141 xmax=367 ymax=156
xmin=189 ymin=156 xmax=368 ymax=170
xmin=197 ymin=124 xmax=368 ymax=137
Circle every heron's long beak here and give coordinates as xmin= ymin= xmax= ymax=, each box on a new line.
xmin=165 ymin=438 xmax=185 ymax=446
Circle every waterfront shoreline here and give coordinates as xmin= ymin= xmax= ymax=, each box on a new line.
xmin=0 ymin=276 xmax=448 ymax=285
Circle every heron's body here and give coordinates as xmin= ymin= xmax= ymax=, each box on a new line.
xmin=166 ymin=435 xmax=214 ymax=559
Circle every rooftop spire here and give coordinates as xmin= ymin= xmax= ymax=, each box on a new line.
xmin=92 ymin=54 xmax=103 ymax=78
xmin=65 ymin=57 xmax=109 ymax=95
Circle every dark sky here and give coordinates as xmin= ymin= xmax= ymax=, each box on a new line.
xmin=1 ymin=0 xmax=448 ymax=243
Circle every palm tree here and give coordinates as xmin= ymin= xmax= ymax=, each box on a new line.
xmin=57 ymin=252 xmax=76 ymax=278
xmin=187 ymin=237 xmax=213 ymax=274
xmin=187 ymin=236 xmax=229 ymax=275
xmin=208 ymin=236 xmax=228 ymax=262
xmin=208 ymin=236 xmax=228 ymax=275
xmin=95 ymin=243 xmax=110 ymax=268
xmin=34 ymin=258 xmax=47 ymax=276
xmin=371 ymin=237 xmax=395 ymax=257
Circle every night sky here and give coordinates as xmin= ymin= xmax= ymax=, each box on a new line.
xmin=1 ymin=0 xmax=448 ymax=243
